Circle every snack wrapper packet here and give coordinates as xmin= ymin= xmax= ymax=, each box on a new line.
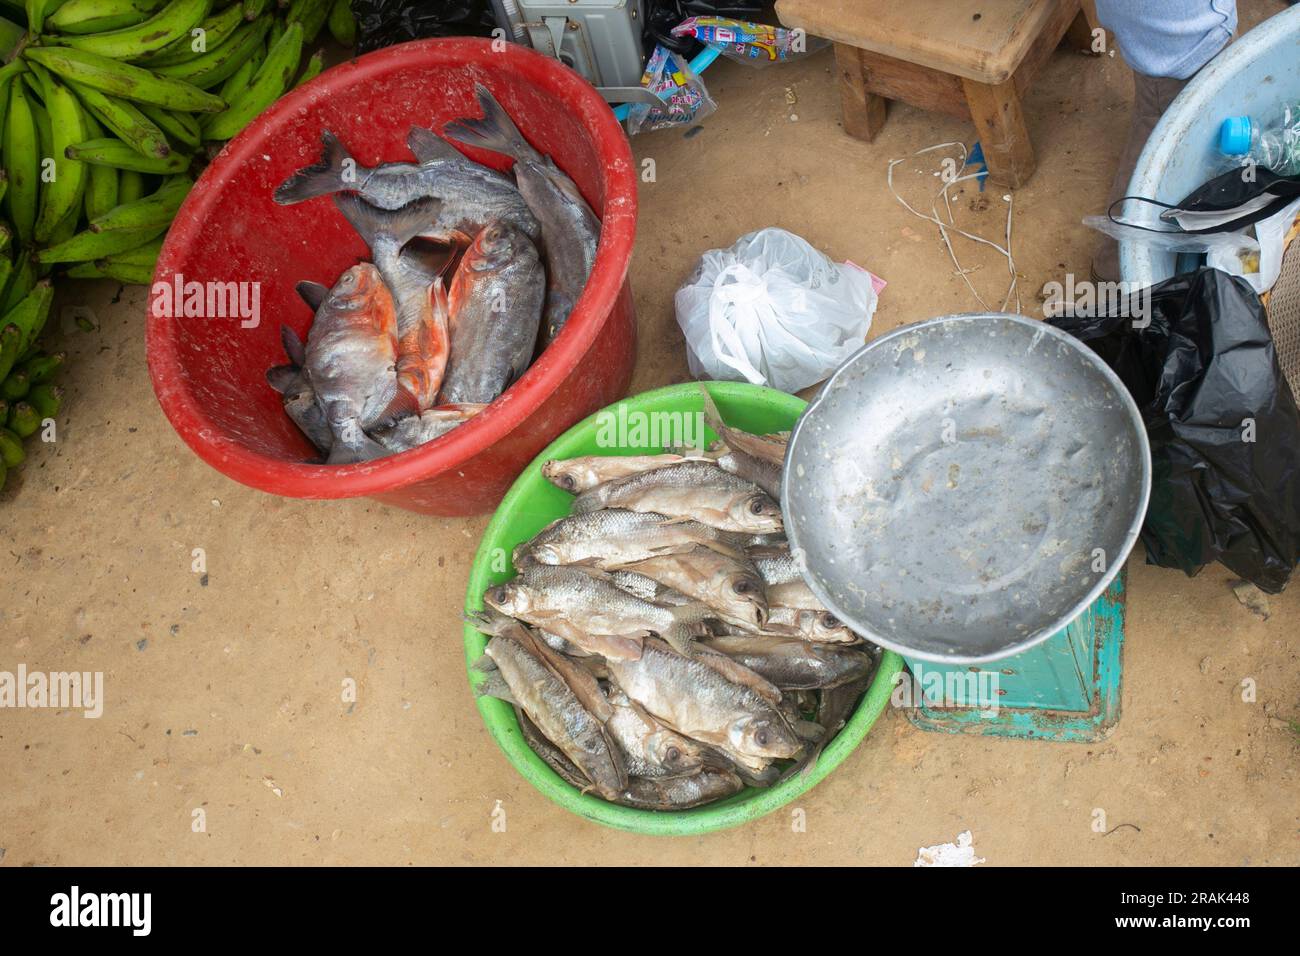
xmin=627 ymin=45 xmax=717 ymax=135
xmin=670 ymin=16 xmax=827 ymax=65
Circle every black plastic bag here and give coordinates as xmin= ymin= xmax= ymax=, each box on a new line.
xmin=353 ymin=0 xmax=496 ymax=54
xmin=1112 ymin=167 xmax=1300 ymax=235
xmin=1050 ymin=268 xmax=1300 ymax=593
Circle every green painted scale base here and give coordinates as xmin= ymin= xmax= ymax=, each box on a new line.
xmin=902 ymin=573 xmax=1126 ymax=742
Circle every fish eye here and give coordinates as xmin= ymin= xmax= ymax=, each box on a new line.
xmin=732 ymin=579 xmax=754 ymax=594
xmin=754 ymin=728 xmax=769 ymax=747
xmin=821 ymin=613 xmax=840 ymax=628
xmin=748 ymin=497 xmax=766 ymax=515
xmin=665 ymin=746 xmax=681 ymax=764
xmin=488 ymin=586 xmax=509 ymax=604
xmin=558 ymin=474 xmax=577 ymax=491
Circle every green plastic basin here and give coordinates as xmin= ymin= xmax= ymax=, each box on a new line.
xmin=462 ymin=381 xmax=904 ymax=834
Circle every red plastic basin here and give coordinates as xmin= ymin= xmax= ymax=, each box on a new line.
xmin=146 ymin=38 xmax=638 ymax=515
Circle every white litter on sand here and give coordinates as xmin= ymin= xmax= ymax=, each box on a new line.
xmin=914 ymin=830 xmax=986 ymax=867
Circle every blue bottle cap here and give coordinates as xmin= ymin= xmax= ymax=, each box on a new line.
xmin=1219 ymin=116 xmax=1253 ymax=155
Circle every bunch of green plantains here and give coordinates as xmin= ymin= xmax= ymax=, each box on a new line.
xmin=0 ymin=0 xmax=354 ymax=490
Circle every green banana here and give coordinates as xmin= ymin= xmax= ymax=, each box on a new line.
xmin=8 ymin=401 xmax=40 ymax=438
xmin=47 ymin=183 xmax=87 ymax=247
xmin=32 ymin=222 xmax=165 ymax=262
xmin=0 ymin=257 xmax=12 ymax=299
xmin=326 ymin=0 xmax=353 ymax=46
xmin=0 ymin=427 xmax=23 ymax=469
xmin=293 ymin=47 xmax=321 ymax=88
xmin=0 ymin=221 xmax=10 ymax=254
xmin=27 ymin=383 xmax=63 ymax=419
xmin=25 ymin=45 xmax=227 ymax=112
xmin=26 ymin=0 xmax=49 ymax=33
xmin=150 ymin=16 xmax=269 ymax=89
xmin=117 ymin=167 xmax=147 ymax=202
xmin=0 ymin=280 xmax=55 ymax=355
xmin=3 ymin=80 xmax=39 ymax=244
xmin=47 ymin=0 xmax=166 ymax=34
xmin=1 ymin=250 xmax=34 ymax=314
xmin=66 ymin=261 xmax=108 ymax=278
xmin=0 ymin=168 xmax=7 ymax=208
xmin=137 ymin=0 xmax=241 ymax=66
xmin=101 ymin=234 xmax=162 ymax=266
xmin=0 ymin=323 xmax=18 ymax=382
xmin=216 ymin=49 xmax=255 ymax=102
xmin=2 ymin=369 xmax=29 ymax=401
xmin=95 ymin=259 xmax=152 ymax=283
xmin=241 ymin=0 xmax=266 ymax=18
xmin=70 ymin=81 xmax=172 ymax=157
xmin=137 ymin=101 xmax=198 ymax=150
xmin=65 ymin=137 xmax=190 ymax=173
xmin=200 ymin=18 xmax=298 ymax=141
xmin=81 ymin=114 xmax=121 ymax=218
xmin=285 ymin=0 xmax=327 ymax=44
xmin=33 ymin=70 xmax=89 ymax=244
xmin=52 ymin=0 xmax=213 ymax=61
xmin=22 ymin=350 xmax=65 ymax=384
xmin=89 ymin=174 xmax=188 ymax=231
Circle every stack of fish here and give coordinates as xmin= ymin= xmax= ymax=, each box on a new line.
xmin=266 ymin=84 xmax=600 ymax=464
xmin=470 ymin=388 xmax=882 ymax=811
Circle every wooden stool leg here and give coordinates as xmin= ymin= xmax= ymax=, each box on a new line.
xmin=962 ymin=76 xmax=1035 ymax=188
xmin=834 ymin=43 xmax=888 ymax=141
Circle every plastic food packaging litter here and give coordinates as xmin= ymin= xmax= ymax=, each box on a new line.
xmin=626 ymin=45 xmax=717 ymax=134
xmin=675 ymin=228 xmax=881 ymax=394
xmin=1049 ymin=268 xmax=1300 ymax=594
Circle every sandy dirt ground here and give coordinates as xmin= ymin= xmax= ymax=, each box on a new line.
xmin=1 ymin=1 xmax=1296 ymax=866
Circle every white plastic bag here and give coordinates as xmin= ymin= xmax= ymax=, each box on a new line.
xmin=674 ymin=228 xmax=879 ymax=393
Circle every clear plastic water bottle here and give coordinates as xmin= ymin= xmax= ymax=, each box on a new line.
xmin=1218 ymin=104 xmax=1300 ymax=176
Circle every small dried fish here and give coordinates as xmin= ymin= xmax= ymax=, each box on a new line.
xmin=515 ymin=508 xmax=746 ymax=569
xmin=542 ymin=453 xmax=704 ymax=494
xmin=606 ymin=690 xmax=713 ymax=778
xmin=621 ymin=546 xmax=768 ymax=630
xmin=702 ymin=634 xmax=877 ymax=690
xmin=572 ymin=461 xmax=783 ymax=534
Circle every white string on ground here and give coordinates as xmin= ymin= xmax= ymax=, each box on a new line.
xmin=887 ymin=142 xmax=1021 ymax=314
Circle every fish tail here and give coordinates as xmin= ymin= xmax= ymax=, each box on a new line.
xmin=442 ymin=83 xmax=544 ymax=166
xmin=663 ymin=604 xmax=712 ymax=656
xmin=333 ymin=193 xmax=441 ymax=251
xmin=698 ymin=382 xmax=730 ymax=443
xmin=274 ymin=131 xmax=358 ymax=205
xmin=473 ymin=670 xmax=516 ymax=705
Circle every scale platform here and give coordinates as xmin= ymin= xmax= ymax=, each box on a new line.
xmin=901 ymin=573 xmax=1126 ymax=742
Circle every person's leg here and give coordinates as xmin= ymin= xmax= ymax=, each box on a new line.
xmin=1090 ymin=72 xmax=1190 ymax=282
xmin=1088 ymin=1 xmax=1236 ymax=282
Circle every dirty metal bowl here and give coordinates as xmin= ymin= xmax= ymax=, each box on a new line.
xmin=783 ymin=313 xmax=1151 ymax=664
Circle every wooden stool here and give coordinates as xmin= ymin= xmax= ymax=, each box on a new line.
xmin=775 ymin=0 xmax=1100 ymax=188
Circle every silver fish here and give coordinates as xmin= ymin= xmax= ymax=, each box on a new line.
xmin=484 ymin=564 xmax=708 ymax=659
xmin=479 ymin=632 xmax=625 ymax=799
xmin=702 ymin=634 xmax=877 ymax=690
xmin=606 ymin=690 xmax=713 ymax=778
xmin=616 ymin=768 xmax=745 ymax=810
xmin=515 ymin=508 xmax=747 ymax=569
xmin=571 ymin=460 xmax=783 ymax=534
xmin=324 ymin=399 xmax=389 ymax=465
xmin=764 ymin=606 xmax=858 ymax=645
xmin=701 ymin=386 xmax=786 ymax=499
xmin=621 ymin=546 xmax=768 ymax=630
xmin=370 ymin=403 xmax=484 ymax=453
xmin=274 ymin=129 xmax=538 ymax=244
xmin=749 ymin=545 xmax=803 ymax=586
xmin=266 ymin=363 xmax=332 ymax=455
xmin=439 ymin=219 xmax=544 ymax=404
xmin=604 ymin=637 xmax=803 ymax=768
xmin=541 ymin=453 xmax=705 ymax=494
xmin=442 ymin=84 xmax=600 ymax=345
